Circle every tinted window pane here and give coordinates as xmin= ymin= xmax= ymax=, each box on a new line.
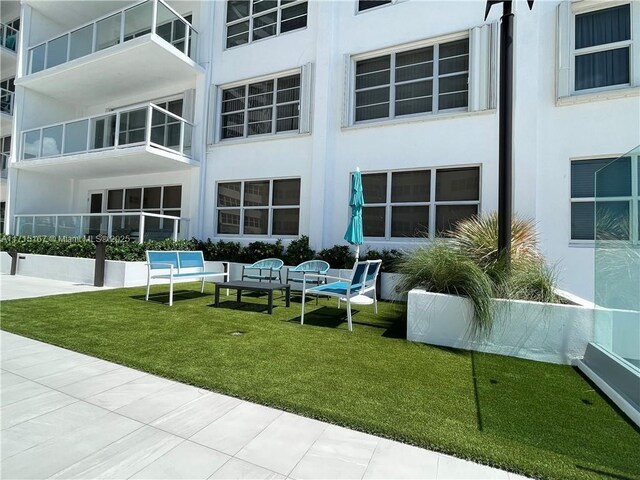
xmin=143 ymin=187 xmax=161 ymax=209
xmin=244 ymin=181 xmax=270 ymax=206
xmin=595 ymin=157 xmax=631 ymax=197
xmin=356 ymin=56 xmax=390 ymax=89
xmin=227 ymin=0 xmax=250 ymax=21
xmin=362 ymin=173 xmax=387 ymax=203
xmin=227 ymin=21 xmax=249 ymax=47
xmin=218 ymin=209 xmax=240 ymax=234
xmin=571 ymin=202 xmax=594 ymax=240
xmin=281 ymin=2 xmax=307 ymax=33
xmin=575 ymin=4 xmax=630 ymax=49
xmin=358 ymin=0 xmax=392 ymax=11
xmin=125 ymin=188 xmax=142 ymax=209
xmin=107 ymin=190 xmax=124 ymax=210
xmin=391 ymin=170 xmax=430 ymax=203
xmin=272 ymin=179 xmax=300 ymax=206
xmin=30 ymin=44 xmax=46 ymax=73
xmin=69 ymin=25 xmax=93 ymax=61
xmin=41 ymin=125 xmax=63 ymax=157
xmin=272 ymin=208 xmax=299 ymax=235
xmin=46 ymin=35 xmax=68 ymax=68
xmin=244 ymin=209 xmax=269 ymax=234
xmin=163 ymin=185 xmax=182 ymax=208
xmin=436 ymin=167 xmax=479 ymax=201
xmin=96 ymin=13 xmax=121 ymax=51
xmin=595 ymin=201 xmax=630 ymax=240
xmin=363 ymin=207 xmax=385 ymax=237
xmin=575 ymin=47 xmax=629 ymax=90
xmin=63 ymin=120 xmax=88 ymax=154
xmin=218 ymin=182 xmax=241 ymax=207
xmin=252 ymin=11 xmax=277 ymax=40
xmin=391 ymin=206 xmax=429 ymax=237
xmin=436 ymin=205 xmax=478 ymax=236
xmin=571 ymin=159 xmax=617 ymax=197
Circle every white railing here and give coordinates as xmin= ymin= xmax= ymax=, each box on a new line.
xmin=14 ymin=212 xmax=190 ymax=243
xmin=20 ymin=103 xmax=194 ymax=161
xmin=1 ymin=23 xmax=18 ymax=52
xmin=1 ymin=153 xmax=8 ymax=179
xmin=27 ymin=0 xmax=198 ymax=75
xmin=1 ymin=88 xmax=14 ymax=115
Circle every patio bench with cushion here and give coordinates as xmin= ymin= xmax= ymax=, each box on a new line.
xmin=145 ymin=250 xmax=229 ymax=306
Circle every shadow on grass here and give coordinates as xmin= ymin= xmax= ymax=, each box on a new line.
xmin=287 ymin=306 xmax=405 ymax=337
xmin=575 ymin=465 xmax=637 ymax=480
xmin=130 ymin=290 xmax=209 ymax=304
xmin=208 ymin=300 xmax=271 ymax=314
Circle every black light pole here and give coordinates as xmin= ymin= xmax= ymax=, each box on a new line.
xmin=484 ymin=0 xmax=534 ymax=268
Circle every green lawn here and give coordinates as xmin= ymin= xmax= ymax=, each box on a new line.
xmin=1 ymin=283 xmax=638 ymax=480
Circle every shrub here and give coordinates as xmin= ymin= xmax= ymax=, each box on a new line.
xmin=363 ymin=249 xmax=404 ymax=273
xmin=284 ymin=236 xmax=316 ymax=265
xmin=196 ymin=239 xmax=243 ymax=262
xmin=240 ymin=240 xmax=284 ymax=264
xmin=397 ymin=242 xmax=494 ymax=338
xmin=317 ymin=245 xmax=355 ymax=269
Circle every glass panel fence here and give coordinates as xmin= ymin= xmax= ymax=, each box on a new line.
xmin=64 ymin=120 xmax=89 ymax=154
xmin=594 ymin=145 xmax=640 ymax=371
xmin=1 ymin=88 xmax=14 ymax=115
xmin=16 ymin=216 xmax=34 ymax=236
xmin=82 ymin=215 xmax=109 ymax=237
xmin=33 ymin=216 xmax=57 ymax=236
xmin=57 ymin=216 xmax=83 ymax=237
xmin=1 ymin=23 xmax=19 ymax=52
xmin=41 ymin=125 xmax=63 ymax=157
xmin=27 ymin=0 xmax=197 ymax=74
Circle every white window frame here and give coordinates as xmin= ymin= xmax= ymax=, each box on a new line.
xmin=225 ymin=0 xmax=308 ymax=50
xmin=215 ymin=177 xmax=301 ymax=238
xmin=360 ymin=165 xmax=482 ymax=241
xmin=215 ymin=65 xmax=312 ymax=143
xmin=557 ymin=1 xmax=640 ymax=103
xmin=569 ymin=155 xmax=639 ymax=245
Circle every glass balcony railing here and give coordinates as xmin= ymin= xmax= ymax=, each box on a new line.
xmin=1 ymin=152 xmax=8 ymax=179
xmin=20 ymin=103 xmax=194 ymax=161
xmin=1 ymin=88 xmax=14 ymax=115
xmin=14 ymin=212 xmax=190 ymax=243
xmin=594 ymin=145 xmax=640 ymax=370
xmin=27 ymin=0 xmax=197 ymax=75
xmin=1 ymin=23 xmax=18 ymax=52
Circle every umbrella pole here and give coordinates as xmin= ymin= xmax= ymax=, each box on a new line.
xmin=355 ymin=246 xmax=360 ymax=262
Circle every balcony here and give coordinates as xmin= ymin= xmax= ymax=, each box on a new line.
xmin=18 ymin=0 xmax=202 ymax=105
xmin=16 ymin=102 xmax=197 ymax=178
xmin=14 ymin=212 xmax=190 ymax=243
xmin=1 ymin=22 xmax=18 ymax=73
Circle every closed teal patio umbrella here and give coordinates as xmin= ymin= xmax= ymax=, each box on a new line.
xmin=344 ymin=167 xmax=364 ymax=261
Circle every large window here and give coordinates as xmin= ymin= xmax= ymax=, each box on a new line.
xmin=361 ymin=166 xmax=480 ymax=239
xmin=354 ymin=38 xmax=469 ymax=123
xmin=226 ymin=0 xmax=308 ymax=48
xmin=571 ymin=157 xmax=638 ymax=241
xmin=358 ymin=0 xmax=392 ymax=12
xmin=574 ymin=4 xmax=631 ymax=91
xmin=217 ymin=178 xmax=300 ymax=236
xmin=221 ymin=73 xmax=300 ymax=139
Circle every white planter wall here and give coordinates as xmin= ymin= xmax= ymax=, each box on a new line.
xmin=407 ymin=289 xmax=595 ymax=365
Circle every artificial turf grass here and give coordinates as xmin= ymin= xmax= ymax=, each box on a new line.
xmin=1 ymin=283 xmax=638 ymax=480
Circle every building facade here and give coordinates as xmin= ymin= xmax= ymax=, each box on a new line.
xmin=3 ymin=0 xmax=639 ymax=301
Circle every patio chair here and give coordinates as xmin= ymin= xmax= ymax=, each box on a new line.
xmin=300 ymin=260 xmax=377 ymax=332
xmin=339 ymin=258 xmax=382 ymax=314
xmin=286 ymin=260 xmax=330 ymax=304
xmin=241 ymin=258 xmax=284 ymax=283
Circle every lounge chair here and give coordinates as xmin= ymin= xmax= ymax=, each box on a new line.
xmin=241 ymin=258 xmax=284 ymax=283
xmin=300 ymin=260 xmax=381 ymax=332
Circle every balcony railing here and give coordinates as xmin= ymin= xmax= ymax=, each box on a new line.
xmin=1 ymin=153 xmax=8 ymax=179
xmin=27 ymin=0 xmax=197 ymax=75
xmin=1 ymin=88 xmax=14 ymax=115
xmin=21 ymin=103 xmax=194 ymax=161
xmin=1 ymin=23 xmax=18 ymax=52
xmin=14 ymin=212 xmax=190 ymax=243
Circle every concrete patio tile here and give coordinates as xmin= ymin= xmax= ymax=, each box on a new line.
xmin=12 ymin=351 xmax=100 ymax=379
xmin=509 ymin=474 xmax=532 ymax=480
xmin=289 ymin=425 xmax=379 ymax=480
xmin=85 ymin=374 xmax=175 ymax=411
xmin=129 ymin=440 xmax=229 ymax=479
xmin=0 ymin=378 xmax=51 ymax=406
xmin=57 ymin=366 xmax=148 ymax=399
xmin=50 ymin=425 xmax=183 ymax=479
xmin=236 ymin=412 xmax=327 ymax=476
xmin=363 ymin=439 xmax=439 ymax=479
xmin=190 ymin=400 xmax=282 ymax=455
xmin=437 ymin=454 xmax=510 ymax=479
xmin=36 ymin=359 xmax=122 ymax=389
xmin=0 ymin=411 xmax=142 ymax=479
xmin=116 ymin=382 xmax=211 ymax=424
xmin=209 ymin=457 xmax=286 ymax=480
xmin=150 ymin=392 xmax=241 ymax=438
xmin=0 ymin=370 xmax=30 ymax=388
xmin=1 ymin=343 xmax=63 ymax=362
xmin=1 ymin=345 xmax=77 ymax=370
xmin=1 ymin=390 xmax=77 ymax=429
xmin=1 ymin=401 xmax=111 ymax=459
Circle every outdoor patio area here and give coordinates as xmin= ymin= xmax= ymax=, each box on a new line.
xmin=1 ymin=278 xmax=639 ymax=480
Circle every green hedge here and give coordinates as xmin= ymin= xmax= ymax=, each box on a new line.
xmin=0 ymin=234 xmax=403 ymax=270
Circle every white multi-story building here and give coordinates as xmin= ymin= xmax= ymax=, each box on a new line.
xmin=2 ymin=0 xmax=639 ymax=301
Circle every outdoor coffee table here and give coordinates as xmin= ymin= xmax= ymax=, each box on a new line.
xmin=213 ymin=281 xmax=290 ymax=314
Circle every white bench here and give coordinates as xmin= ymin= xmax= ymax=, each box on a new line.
xmin=145 ymin=251 xmax=229 ymax=306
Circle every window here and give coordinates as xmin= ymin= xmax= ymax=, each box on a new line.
xmin=216 ymin=178 xmax=300 ymax=236
xmin=558 ymin=2 xmax=639 ymax=100
xmin=0 ymin=135 xmax=9 ymax=177
xmin=0 ymin=202 xmax=5 ymax=233
xmin=0 ymin=77 xmax=14 ymax=115
xmin=574 ymin=4 xmax=631 ymax=91
xmin=361 ymin=166 xmax=479 ymax=239
xmin=221 ymin=73 xmax=300 ymax=139
xmin=354 ymin=38 xmax=469 ymax=123
xmin=571 ymin=157 xmax=638 ymax=241
xmin=358 ymin=0 xmax=392 ymax=12
xmin=226 ymin=0 xmax=308 ymax=48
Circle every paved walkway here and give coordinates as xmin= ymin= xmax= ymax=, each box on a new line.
xmin=1 ymin=274 xmax=107 ymax=301
xmin=0 ymin=331 xmax=528 ymax=480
